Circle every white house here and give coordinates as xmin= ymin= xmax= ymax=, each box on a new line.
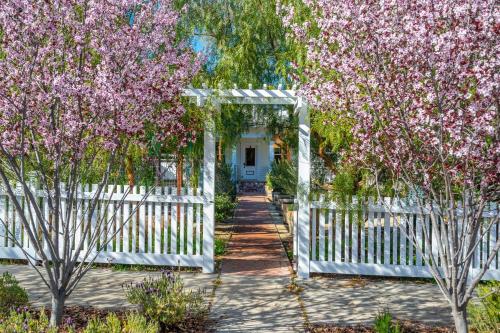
xmin=223 ymin=127 xmax=283 ymax=187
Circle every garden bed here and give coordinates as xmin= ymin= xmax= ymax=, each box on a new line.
xmin=15 ymin=306 xmax=213 ymax=332
xmin=308 ymin=321 xmax=454 ymax=333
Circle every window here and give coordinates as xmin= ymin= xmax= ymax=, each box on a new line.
xmin=274 ymin=146 xmax=282 ymax=162
xmin=245 ymin=147 xmax=256 ymax=166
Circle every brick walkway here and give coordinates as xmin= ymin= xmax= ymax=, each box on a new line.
xmin=211 ymin=195 xmax=304 ymax=332
xmin=221 ymin=195 xmax=291 ymax=276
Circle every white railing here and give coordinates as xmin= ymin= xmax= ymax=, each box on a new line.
xmin=291 ymin=197 xmax=499 ymax=280
xmin=0 ymin=185 xmax=207 ymax=268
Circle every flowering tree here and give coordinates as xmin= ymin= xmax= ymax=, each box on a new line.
xmin=287 ymin=1 xmax=499 ymax=331
xmin=0 ymin=0 xmax=199 ymax=326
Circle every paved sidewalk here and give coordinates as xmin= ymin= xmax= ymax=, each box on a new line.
xmin=0 ymin=265 xmax=216 ymax=309
xmin=211 ymin=195 xmax=304 ymax=332
xmin=301 ymin=276 xmax=453 ymax=325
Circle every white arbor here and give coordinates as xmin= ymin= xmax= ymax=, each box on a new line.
xmin=183 ymin=86 xmax=311 ymax=277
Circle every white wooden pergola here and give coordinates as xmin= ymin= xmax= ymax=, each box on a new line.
xmin=183 ymin=86 xmax=311 ymax=278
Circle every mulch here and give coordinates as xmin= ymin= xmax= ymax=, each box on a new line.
xmin=308 ymin=321 xmax=455 ymax=333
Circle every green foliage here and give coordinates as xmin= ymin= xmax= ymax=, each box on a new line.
xmin=0 ymin=272 xmax=29 ymax=316
xmin=215 ymin=237 xmax=228 ymax=256
xmin=215 ymin=193 xmax=237 ymax=223
xmin=311 ymin=109 xmax=354 ymax=155
xmin=84 ymin=313 xmax=122 ymax=333
xmin=324 ymin=166 xmax=396 ymax=203
xmin=214 ymin=161 xmax=237 ymax=223
xmin=373 ymin=309 xmax=401 ymax=333
xmin=215 ymin=162 xmax=236 ymax=198
xmin=176 ymin=0 xmax=309 ymax=150
xmin=0 ymin=308 xmax=56 ymax=333
xmin=83 ymin=312 xmax=157 ymax=333
xmin=178 ymin=0 xmax=295 ymax=87
xmin=468 ymin=281 xmax=500 ymax=333
xmin=122 ymin=312 xmax=158 ymax=333
xmin=124 ymin=271 xmax=207 ymax=327
xmin=267 ymin=160 xmax=297 ymax=196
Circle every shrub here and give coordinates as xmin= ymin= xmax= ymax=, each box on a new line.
xmin=267 ymin=160 xmax=297 ymax=196
xmin=468 ymin=281 xmax=500 ymax=333
xmin=0 ymin=308 xmax=57 ymax=333
xmin=0 ymin=272 xmax=29 ymax=316
xmin=215 ymin=193 xmax=237 ymax=223
xmin=124 ymin=271 xmax=207 ymax=329
xmin=215 ymin=162 xmax=236 ymax=199
xmin=373 ymin=309 xmax=401 ymax=333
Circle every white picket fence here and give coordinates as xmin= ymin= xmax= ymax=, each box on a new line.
xmin=0 ymin=184 xmax=209 ymax=269
xmin=292 ymin=197 xmax=499 ymax=280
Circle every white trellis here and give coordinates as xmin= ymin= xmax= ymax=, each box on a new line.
xmin=182 ymin=86 xmax=310 ymax=277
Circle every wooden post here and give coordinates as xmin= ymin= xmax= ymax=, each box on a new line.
xmin=296 ymin=97 xmax=311 ymax=278
xmin=202 ymin=97 xmax=216 ymax=273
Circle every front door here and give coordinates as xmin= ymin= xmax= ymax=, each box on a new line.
xmin=242 ymin=145 xmax=256 ymax=180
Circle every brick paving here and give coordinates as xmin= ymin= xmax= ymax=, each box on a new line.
xmin=210 ymin=194 xmax=304 ymax=332
xmin=221 ymin=195 xmax=291 ymax=276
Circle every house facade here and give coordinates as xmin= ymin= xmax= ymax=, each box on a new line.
xmin=223 ymin=127 xmax=282 ymax=185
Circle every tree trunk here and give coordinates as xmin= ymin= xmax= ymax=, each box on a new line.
xmin=125 ymin=155 xmax=135 ymax=186
xmin=217 ymin=140 xmax=223 ymax=161
xmin=452 ymin=307 xmax=468 ymax=333
xmin=50 ymin=292 xmax=65 ymax=327
xmin=176 ymin=154 xmax=183 ymax=222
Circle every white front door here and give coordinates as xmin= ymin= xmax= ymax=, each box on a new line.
xmin=241 ymin=144 xmax=257 ymax=180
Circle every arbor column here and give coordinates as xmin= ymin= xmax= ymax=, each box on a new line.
xmin=202 ymin=98 xmax=216 ymax=273
xmin=296 ymin=97 xmax=310 ymax=278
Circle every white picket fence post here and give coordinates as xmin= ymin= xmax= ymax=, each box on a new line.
xmin=296 ymin=97 xmax=311 ymax=279
xmin=202 ymin=98 xmax=216 ymax=273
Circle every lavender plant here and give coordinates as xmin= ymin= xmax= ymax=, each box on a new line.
xmin=124 ymin=271 xmax=207 ymax=330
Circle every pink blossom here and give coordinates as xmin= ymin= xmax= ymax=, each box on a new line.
xmin=286 ymin=0 xmax=499 ymax=195
xmin=0 ymin=0 xmax=201 ymax=158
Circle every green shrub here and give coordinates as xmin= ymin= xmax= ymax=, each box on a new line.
xmin=468 ymin=281 xmax=500 ymax=333
xmin=0 ymin=308 xmax=56 ymax=333
xmin=373 ymin=309 xmax=401 ymax=333
xmin=267 ymin=160 xmax=297 ymax=196
xmin=215 ymin=193 xmax=237 ymax=223
xmin=215 ymin=162 xmax=236 ymax=198
xmin=0 ymin=272 xmax=29 ymax=316
xmin=124 ymin=271 xmax=207 ymax=329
